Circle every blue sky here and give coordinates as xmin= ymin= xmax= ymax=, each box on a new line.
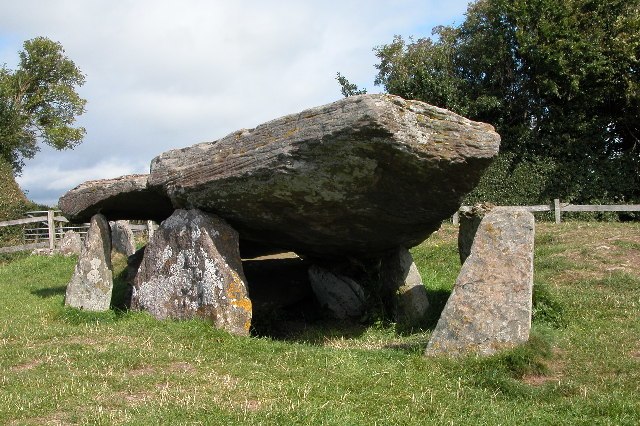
xmin=1 ymin=0 xmax=470 ymax=206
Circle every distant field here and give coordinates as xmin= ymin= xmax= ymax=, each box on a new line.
xmin=1 ymin=222 xmax=639 ymax=425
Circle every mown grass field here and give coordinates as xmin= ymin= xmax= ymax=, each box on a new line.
xmin=1 ymin=222 xmax=639 ymax=425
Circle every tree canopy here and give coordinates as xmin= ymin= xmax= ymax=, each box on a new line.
xmin=345 ymin=0 xmax=640 ymax=205
xmin=0 ymin=37 xmax=86 ymax=174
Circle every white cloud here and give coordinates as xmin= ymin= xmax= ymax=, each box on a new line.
xmin=1 ymin=0 xmax=471 ymax=205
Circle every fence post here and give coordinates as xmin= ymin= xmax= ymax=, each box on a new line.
xmin=47 ymin=210 xmax=56 ymax=250
xmin=554 ymin=199 xmax=562 ymax=224
xmin=147 ymin=220 xmax=155 ymax=240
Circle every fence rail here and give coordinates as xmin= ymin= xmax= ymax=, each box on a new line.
xmin=1 ymin=212 xmax=157 ymax=254
xmin=453 ymin=199 xmax=640 ymax=224
xmin=0 ymin=211 xmax=85 ymax=254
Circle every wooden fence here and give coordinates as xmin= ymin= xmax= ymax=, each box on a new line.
xmin=453 ymin=199 xmax=640 ymax=224
xmin=0 ymin=212 xmax=155 ymax=254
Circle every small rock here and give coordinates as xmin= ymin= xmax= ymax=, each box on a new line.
xmin=64 ymin=214 xmax=114 ymax=311
xmin=58 ymin=230 xmax=83 ymax=256
xmin=308 ymin=264 xmax=366 ymax=319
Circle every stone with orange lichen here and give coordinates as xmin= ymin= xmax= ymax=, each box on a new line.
xmin=131 ymin=209 xmax=251 ymax=336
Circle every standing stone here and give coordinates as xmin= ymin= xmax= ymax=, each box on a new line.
xmin=425 ymin=208 xmax=535 ymax=357
xmin=457 ymin=203 xmax=494 ymax=264
xmin=131 ymin=209 xmax=252 ymax=336
xmin=379 ymin=248 xmax=430 ymax=329
xmin=64 ymin=214 xmax=113 ymax=311
xmin=308 ymin=265 xmax=366 ymax=319
xmin=111 ymin=220 xmax=136 ymax=256
xmin=58 ymin=230 xmax=83 ymax=256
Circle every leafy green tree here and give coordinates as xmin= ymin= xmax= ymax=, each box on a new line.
xmin=336 ymin=72 xmax=367 ymax=97
xmin=0 ymin=37 xmax=86 ymax=174
xmin=367 ymin=0 xmax=640 ymax=205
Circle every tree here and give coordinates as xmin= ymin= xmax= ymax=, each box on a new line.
xmin=365 ymin=0 xmax=640 ymax=205
xmin=336 ymin=72 xmax=367 ymax=97
xmin=0 ymin=37 xmax=86 ymax=175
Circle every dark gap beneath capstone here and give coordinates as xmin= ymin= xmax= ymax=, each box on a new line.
xmin=241 ymin=254 xmax=322 ymax=339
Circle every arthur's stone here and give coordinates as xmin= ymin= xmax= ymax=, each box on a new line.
xmin=147 ymin=94 xmax=500 ymax=258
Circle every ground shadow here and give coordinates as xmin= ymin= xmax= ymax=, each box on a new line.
xmin=110 ymin=267 xmax=132 ymax=312
xmin=422 ymin=288 xmax=452 ymax=330
xmin=31 ymin=285 xmax=66 ymax=298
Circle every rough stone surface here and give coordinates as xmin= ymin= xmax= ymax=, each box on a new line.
xmin=379 ymin=248 xmax=430 ymax=328
xmin=64 ymin=214 xmax=114 ymax=311
xmin=59 ymin=174 xmax=174 ymax=223
xmin=58 ymin=230 xmax=82 ymax=256
xmin=308 ymin=264 xmax=366 ymax=319
xmin=425 ymin=208 xmax=535 ymax=357
xmin=111 ymin=220 xmax=136 ymax=256
xmin=130 ymin=209 xmax=252 ymax=336
xmin=147 ymin=94 xmax=500 ymax=258
xmin=457 ymin=203 xmax=495 ymax=264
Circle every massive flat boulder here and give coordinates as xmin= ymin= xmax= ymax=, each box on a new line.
xmin=59 ymin=174 xmax=173 ymax=223
xmin=148 ymin=94 xmax=500 ymax=258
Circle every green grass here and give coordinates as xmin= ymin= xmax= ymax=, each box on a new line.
xmin=1 ymin=222 xmax=639 ymax=425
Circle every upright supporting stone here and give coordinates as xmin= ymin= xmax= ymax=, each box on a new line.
xmin=379 ymin=248 xmax=430 ymax=329
xmin=131 ymin=209 xmax=252 ymax=336
xmin=426 ymin=208 xmax=535 ymax=357
xmin=58 ymin=230 xmax=82 ymax=256
xmin=64 ymin=214 xmax=114 ymax=311
xmin=146 ymin=220 xmax=155 ymax=240
xmin=308 ymin=264 xmax=366 ymax=319
xmin=111 ymin=220 xmax=136 ymax=256
xmin=457 ymin=203 xmax=494 ymax=264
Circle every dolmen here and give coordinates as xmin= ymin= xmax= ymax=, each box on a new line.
xmin=60 ymin=94 xmax=501 ymax=337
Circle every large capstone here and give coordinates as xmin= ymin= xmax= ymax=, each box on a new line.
xmin=59 ymin=174 xmax=173 ymax=223
xmin=64 ymin=214 xmax=113 ymax=311
xmin=425 ymin=208 xmax=535 ymax=356
xmin=145 ymin=94 xmax=499 ymax=258
xmin=130 ymin=209 xmax=252 ymax=336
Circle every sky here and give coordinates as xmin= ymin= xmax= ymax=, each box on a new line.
xmin=1 ymin=0 xmax=471 ymax=206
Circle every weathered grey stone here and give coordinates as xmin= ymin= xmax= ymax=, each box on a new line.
xmin=425 ymin=208 xmax=535 ymax=357
xmin=59 ymin=174 xmax=173 ymax=223
xmin=457 ymin=203 xmax=495 ymax=264
xmin=147 ymin=94 xmax=500 ymax=258
xmin=64 ymin=214 xmax=113 ymax=311
xmin=379 ymin=248 xmax=430 ymax=329
xmin=111 ymin=220 xmax=136 ymax=256
xmin=131 ymin=209 xmax=252 ymax=336
xmin=58 ymin=230 xmax=82 ymax=256
xmin=308 ymin=264 xmax=366 ymax=319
